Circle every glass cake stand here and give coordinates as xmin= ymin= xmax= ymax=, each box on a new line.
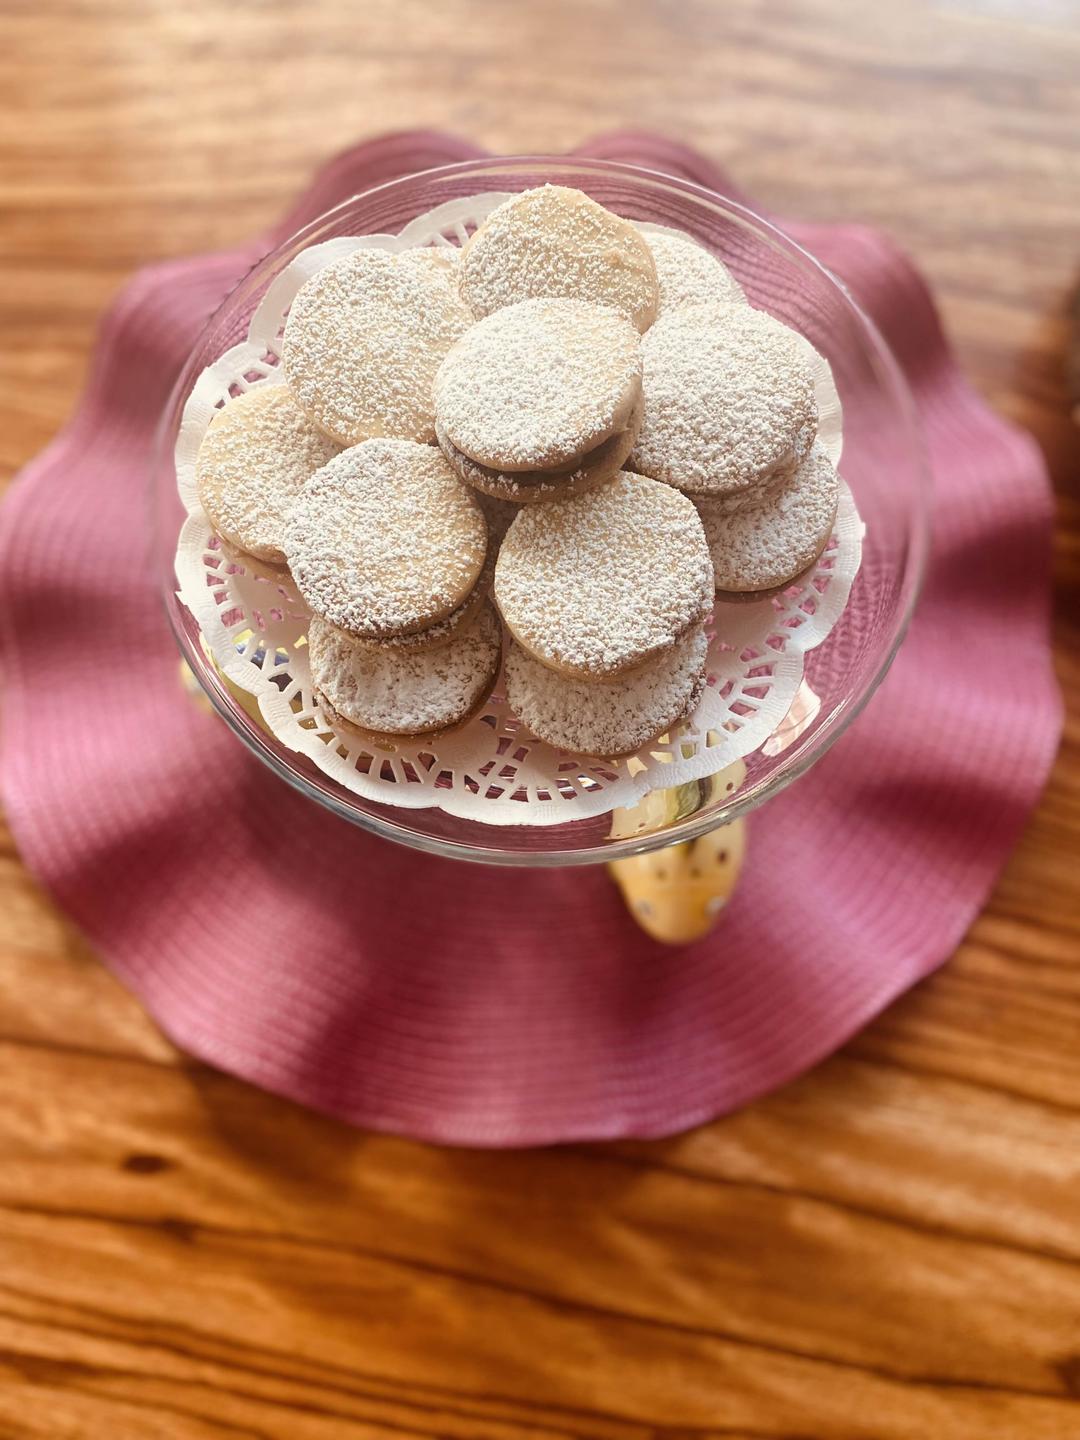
xmin=155 ymin=157 xmax=930 ymax=870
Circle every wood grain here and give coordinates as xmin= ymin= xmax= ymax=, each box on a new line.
xmin=1 ymin=2 xmax=1079 ymax=1436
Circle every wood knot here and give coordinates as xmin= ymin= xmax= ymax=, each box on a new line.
xmin=120 ymin=1153 xmax=171 ymax=1175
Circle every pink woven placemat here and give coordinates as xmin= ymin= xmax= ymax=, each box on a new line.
xmin=0 ymin=133 xmax=1062 ymax=1145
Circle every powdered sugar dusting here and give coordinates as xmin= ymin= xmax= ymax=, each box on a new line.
xmin=645 ymin=231 xmax=746 ymax=317
xmin=696 ymin=442 xmax=840 ymax=593
xmin=495 ymin=471 xmax=714 ymax=678
xmin=283 ymin=439 xmax=486 ymax=638
xmin=281 ymin=247 xmax=473 ymax=446
xmin=505 ymin=625 xmax=709 ymax=757
xmin=195 ymin=386 xmax=338 ymax=563
xmin=631 ymin=302 xmax=819 ymax=497
xmin=434 ymin=298 xmax=641 ymax=471
xmin=460 ymin=184 xmax=659 ymax=331
xmin=309 ymin=602 xmax=501 ymax=737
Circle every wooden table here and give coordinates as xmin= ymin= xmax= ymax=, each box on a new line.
xmin=2 ymin=3 xmax=1078 ymax=1436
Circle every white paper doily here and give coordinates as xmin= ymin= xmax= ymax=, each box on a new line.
xmin=174 ymin=194 xmax=864 ymax=827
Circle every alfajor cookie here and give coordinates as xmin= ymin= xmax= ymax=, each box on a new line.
xmin=696 ymin=442 xmax=840 ymax=599
xmin=434 ymin=297 xmax=641 ymax=474
xmin=309 ymin=601 xmax=502 ymax=743
xmin=505 ymin=625 xmax=708 ymax=757
xmin=460 ymin=185 xmax=659 ymax=332
xmin=494 ymin=470 xmax=714 ymax=681
xmin=644 ymin=230 xmax=745 ymax=317
xmin=436 ymin=395 xmax=642 ymax=506
xmin=281 ymin=247 xmax=473 ymax=446
xmin=631 ymin=301 xmax=818 ymax=502
xmin=195 ymin=385 xmax=338 ymax=564
xmin=283 ymin=439 xmax=487 ymax=640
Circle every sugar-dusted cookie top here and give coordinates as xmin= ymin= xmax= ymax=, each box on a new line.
xmin=281 ymin=247 xmax=473 ymax=446
xmin=284 ymin=439 xmax=487 ymax=639
xmin=644 ymin=230 xmax=745 ymax=317
xmin=460 ymin=185 xmax=659 ymax=332
xmin=631 ymin=301 xmax=818 ymax=499
xmin=434 ymin=297 xmax=641 ymax=472
xmin=195 ymin=385 xmax=338 ymax=564
xmin=495 ymin=470 xmax=713 ymax=680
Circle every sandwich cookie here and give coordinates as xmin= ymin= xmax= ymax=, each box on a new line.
xmin=460 ymin=184 xmax=659 ymax=332
xmin=631 ymin=301 xmax=818 ymax=503
xmin=309 ymin=601 xmax=502 ymax=744
xmin=505 ymin=625 xmax=708 ymax=757
xmin=696 ymin=442 xmax=840 ymax=600
xmin=494 ymin=470 xmax=714 ymax=681
xmin=436 ymin=395 xmax=643 ymax=506
xmin=435 ymin=297 xmax=641 ymax=473
xmin=644 ymin=230 xmax=745 ymax=317
xmin=283 ymin=439 xmax=487 ymax=639
xmin=281 ymin=247 xmax=473 ymax=446
xmin=194 ymin=385 xmax=338 ymax=565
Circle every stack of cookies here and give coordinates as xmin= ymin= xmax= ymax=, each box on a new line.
xmin=194 ymin=184 xmax=841 ymax=758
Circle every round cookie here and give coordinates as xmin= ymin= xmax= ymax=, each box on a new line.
xmin=630 ymin=301 xmax=818 ymax=501
xmin=644 ymin=230 xmax=745 ymax=317
xmin=436 ymin=395 xmax=642 ymax=506
xmin=460 ymin=185 xmax=659 ymax=332
xmin=494 ymin=470 xmax=714 ymax=680
xmin=309 ymin=601 xmax=502 ymax=743
xmin=281 ymin=247 xmax=473 ymax=446
xmin=695 ymin=442 xmax=840 ymax=598
xmin=505 ymin=625 xmax=709 ymax=757
xmin=195 ymin=385 xmax=338 ymax=564
xmin=434 ymin=297 xmax=641 ymax=473
xmin=283 ymin=439 xmax=486 ymax=639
